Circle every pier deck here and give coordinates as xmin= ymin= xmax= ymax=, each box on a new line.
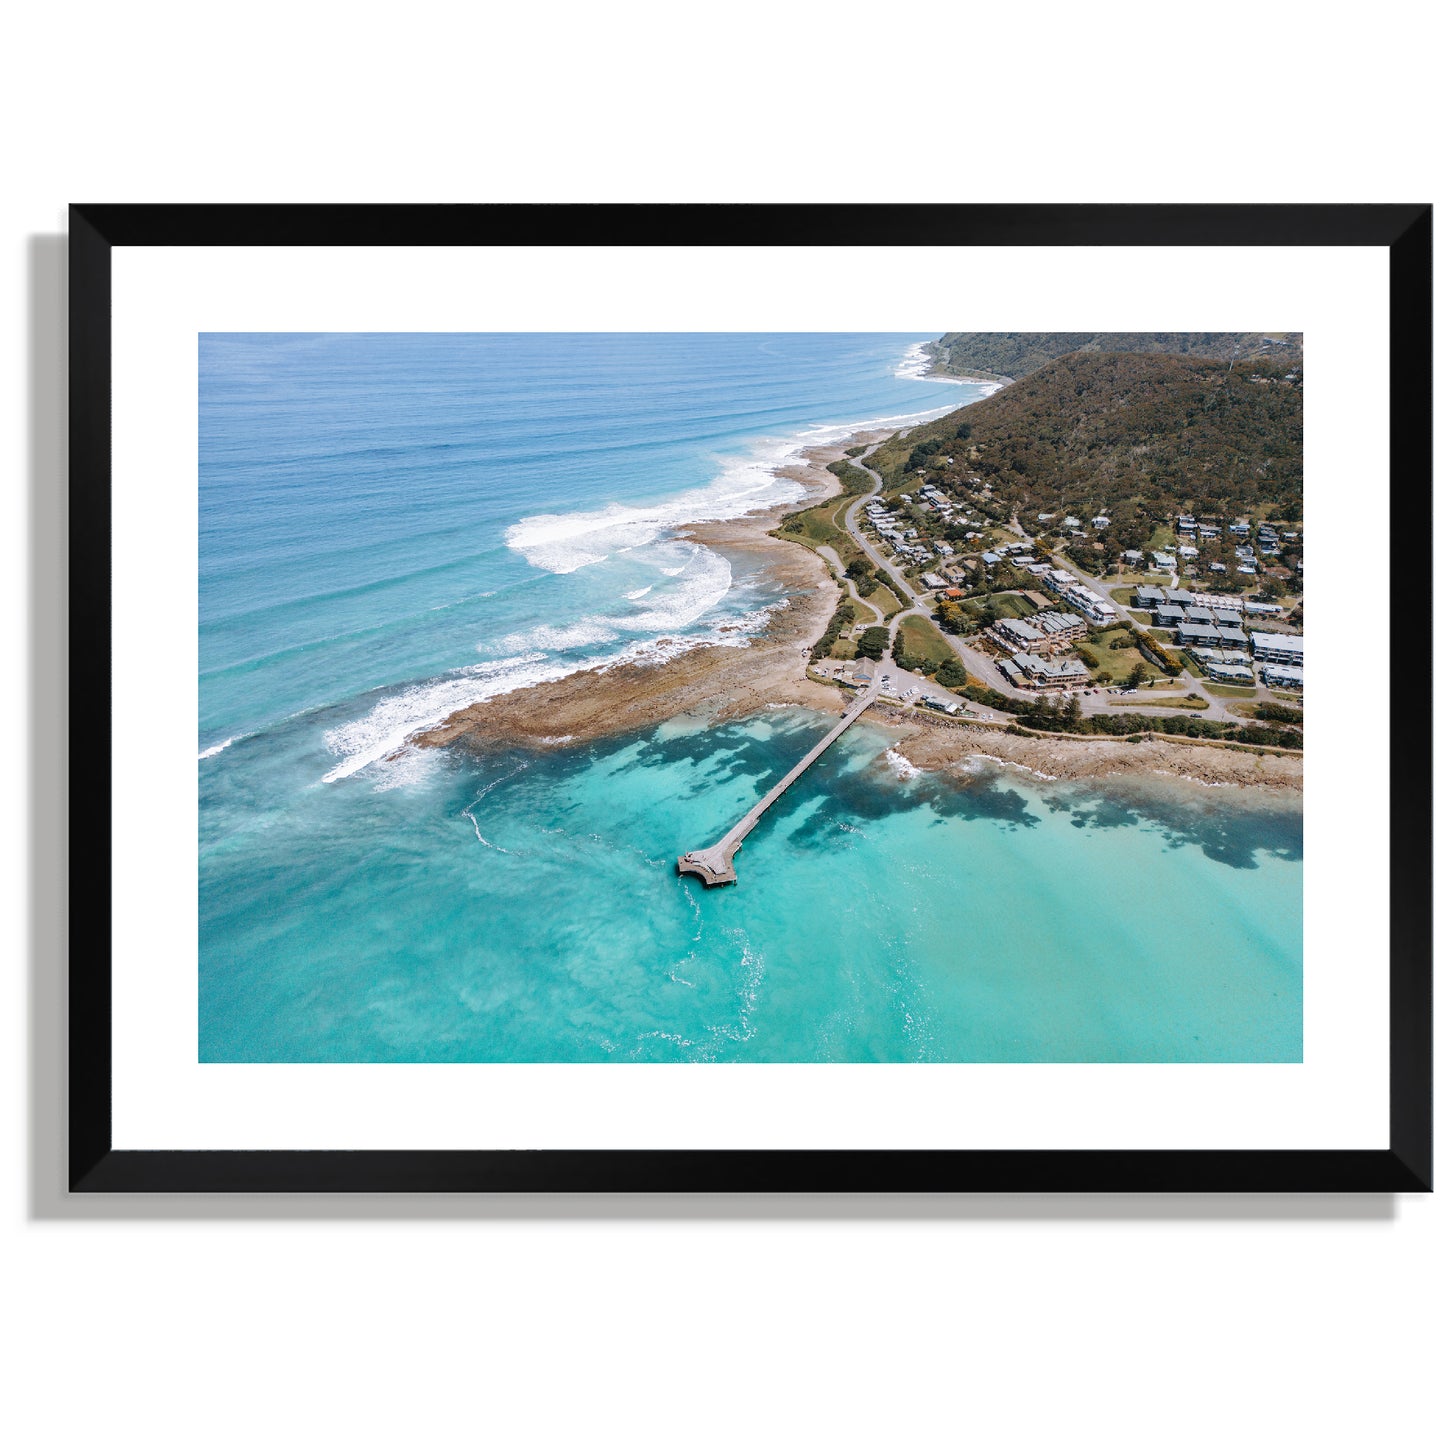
xmin=677 ymin=682 xmax=880 ymax=886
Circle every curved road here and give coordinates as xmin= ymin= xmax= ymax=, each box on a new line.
xmin=816 ymin=544 xmax=885 ymax=625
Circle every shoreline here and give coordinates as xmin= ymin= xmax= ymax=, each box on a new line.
xmin=870 ymin=713 xmax=1302 ymax=793
xmin=896 ymin=340 xmax=1011 ymax=391
xmin=417 ymin=431 xmax=870 ymax=754
xmin=415 ymin=387 xmax=1300 ymax=797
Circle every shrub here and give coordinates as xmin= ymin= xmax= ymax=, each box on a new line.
xmin=810 ymin=600 xmax=856 ymax=661
xmin=1255 ymin=701 xmax=1303 ymax=726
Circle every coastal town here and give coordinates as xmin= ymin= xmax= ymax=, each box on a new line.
xmin=789 ymin=437 xmax=1304 ymax=752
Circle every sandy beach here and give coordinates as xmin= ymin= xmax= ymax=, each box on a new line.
xmin=417 ymin=428 xmax=1303 ymax=794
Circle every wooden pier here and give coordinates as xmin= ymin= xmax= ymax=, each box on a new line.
xmin=676 ymin=682 xmax=880 ymax=886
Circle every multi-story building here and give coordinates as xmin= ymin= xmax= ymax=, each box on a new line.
xmin=1186 ymin=592 xmax=1237 ymax=612
xmin=986 ymin=617 xmax=1046 ymax=654
xmin=1250 ymin=632 xmax=1305 ymax=667
xmin=998 ymin=652 xmax=1091 ymax=691
xmin=1260 ymin=663 xmax=1305 ymax=690
xmin=1069 ymin=590 xmax=1118 ymax=626
xmin=1031 ymin=610 xmax=1088 ymax=649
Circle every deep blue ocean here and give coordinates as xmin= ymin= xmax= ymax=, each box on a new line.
xmin=199 ymin=333 xmax=1302 ymax=1063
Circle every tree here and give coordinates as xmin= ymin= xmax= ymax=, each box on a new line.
xmin=935 ymin=658 xmax=969 ymax=689
xmin=855 ymin=627 xmax=890 ymax=661
xmin=1126 ymin=661 xmax=1149 ymax=689
xmin=1062 ymin=694 xmax=1083 ymax=730
xmin=1029 ymin=694 xmax=1060 ymax=728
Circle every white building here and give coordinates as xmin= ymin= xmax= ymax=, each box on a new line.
xmin=1250 ymin=632 xmax=1305 ymax=667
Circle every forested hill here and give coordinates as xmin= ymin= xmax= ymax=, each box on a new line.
xmin=870 ymin=350 xmax=1303 ymax=539
xmin=927 ymin=332 xmax=1303 ymax=382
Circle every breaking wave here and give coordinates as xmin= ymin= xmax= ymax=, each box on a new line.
xmin=322 ymin=373 xmax=964 ymax=787
xmin=895 ymin=341 xmax=1005 ymax=393
xmin=504 ymin=397 xmax=965 ymax=578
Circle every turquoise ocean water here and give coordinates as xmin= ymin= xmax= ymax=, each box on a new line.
xmin=199 ymin=333 xmax=1302 ymax=1063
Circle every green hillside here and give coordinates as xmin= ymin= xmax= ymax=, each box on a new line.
xmin=927 ymin=332 xmax=1303 ymax=382
xmin=870 ymin=349 xmax=1303 ymax=541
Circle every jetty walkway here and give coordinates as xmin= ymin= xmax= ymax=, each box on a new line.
xmin=677 ymin=680 xmax=880 ymax=886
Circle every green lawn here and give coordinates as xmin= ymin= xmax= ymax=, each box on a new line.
xmin=1081 ymin=627 xmax=1176 ymax=687
xmin=1203 ymin=682 xmax=1259 ymax=699
xmin=1110 ymin=572 xmax=1171 ymax=593
xmin=973 ymin=591 xmax=1037 ymax=620
xmin=992 ymin=590 xmax=1038 ymax=617
xmin=1110 ymin=693 xmax=1208 ymax=710
xmin=897 ymin=614 xmax=956 ymax=668
xmin=775 ymin=496 xmax=865 ymax=567
xmin=1087 ymin=643 xmax=1169 ymax=686
xmin=872 ymin=585 xmax=905 ymax=620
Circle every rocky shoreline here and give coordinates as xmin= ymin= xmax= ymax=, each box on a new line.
xmin=873 ymin=710 xmax=1303 ymax=791
xmin=417 ymin=437 xmax=859 ymax=754
xmin=417 ymin=427 xmax=1303 ymax=796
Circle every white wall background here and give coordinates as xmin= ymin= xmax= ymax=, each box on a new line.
xmin=3 ymin=4 xmax=1439 ymax=1441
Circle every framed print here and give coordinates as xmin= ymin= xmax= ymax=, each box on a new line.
xmin=68 ymin=204 xmax=1431 ymax=1192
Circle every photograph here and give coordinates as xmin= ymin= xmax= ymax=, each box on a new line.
xmin=199 ymin=329 xmax=1305 ymax=1065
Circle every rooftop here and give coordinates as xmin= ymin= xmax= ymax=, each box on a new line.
xmin=1010 ymin=652 xmax=1089 ymax=681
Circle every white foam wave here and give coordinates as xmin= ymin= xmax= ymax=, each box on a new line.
xmin=504 ymin=397 xmax=965 ymax=580
xmin=505 ymin=459 xmax=802 ymax=577
xmin=965 ymin=752 xmax=1058 ymax=782
xmin=322 ymin=598 xmax=786 ymax=785
xmin=624 ymin=585 xmax=653 ymax=600
xmin=321 ymin=653 xmax=563 ymax=783
xmin=498 ymin=618 xmax=619 ymax=653
xmin=623 ymin=546 xmax=732 ymax=632
xmin=198 ymin=736 xmax=237 ymax=760
xmin=370 ymin=747 xmax=441 ymax=792
xmin=885 ymin=747 xmax=921 ymax=780
xmin=895 ymin=342 xmax=1005 ymax=394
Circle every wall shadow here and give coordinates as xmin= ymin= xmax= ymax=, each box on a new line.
xmin=28 ymin=233 xmax=68 ymax=1222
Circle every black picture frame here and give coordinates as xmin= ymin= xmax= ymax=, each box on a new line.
xmin=68 ymin=203 xmax=1432 ymax=1193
